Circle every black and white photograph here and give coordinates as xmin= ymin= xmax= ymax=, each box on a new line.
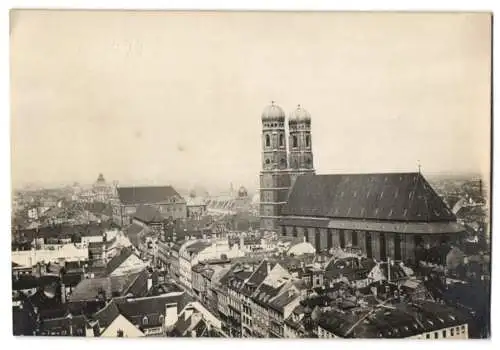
xmin=9 ymin=10 xmax=492 ymax=339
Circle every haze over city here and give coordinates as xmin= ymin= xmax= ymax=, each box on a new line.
xmin=10 ymin=11 xmax=491 ymax=192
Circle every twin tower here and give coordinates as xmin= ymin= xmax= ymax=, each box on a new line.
xmin=259 ymin=101 xmax=316 ymax=233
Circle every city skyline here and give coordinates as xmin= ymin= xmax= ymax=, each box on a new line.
xmin=11 ymin=11 xmax=491 ymax=191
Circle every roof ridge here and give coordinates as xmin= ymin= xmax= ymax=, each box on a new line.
xmin=418 ymin=173 xmax=432 ymax=222
xmin=94 ymin=299 xmax=118 ymax=317
xmin=123 ymin=268 xmax=147 ymax=295
xmin=244 ymin=259 xmax=269 ymax=287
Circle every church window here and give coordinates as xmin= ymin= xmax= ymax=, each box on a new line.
xmin=265 ymin=135 xmax=270 ymax=147
xmin=292 ymin=135 xmax=298 ymax=148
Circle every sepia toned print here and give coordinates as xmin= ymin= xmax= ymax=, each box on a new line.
xmin=10 ymin=10 xmax=491 ymax=338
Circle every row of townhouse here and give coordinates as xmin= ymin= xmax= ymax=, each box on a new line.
xmin=210 ymin=259 xmax=309 ymax=338
xmin=175 ymin=239 xmax=245 ymax=289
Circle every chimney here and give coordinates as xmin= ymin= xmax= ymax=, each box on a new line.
xmin=164 ymin=303 xmax=178 ymax=329
xmin=61 ymin=283 xmax=66 ymax=304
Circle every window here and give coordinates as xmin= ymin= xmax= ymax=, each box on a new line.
xmin=306 ymin=134 xmax=310 ymax=147
xmin=292 ymin=135 xmax=298 ymax=148
xmin=426 ymin=334 xmax=430 ymax=339
xmin=265 ymin=135 xmax=270 ymax=147
xmin=279 ymin=134 xmax=284 ymax=147
xmin=442 ymin=330 xmax=446 ymax=338
xmin=143 ymin=316 xmax=149 ymax=325
xmin=352 ymin=231 xmax=358 ymax=246
xmin=159 ymin=315 xmax=164 ymax=324
xmin=434 ymin=332 xmax=438 ymax=339
xmin=265 ymin=158 xmax=270 ymax=164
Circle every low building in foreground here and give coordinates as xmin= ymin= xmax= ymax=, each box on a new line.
xmin=317 ymin=300 xmax=469 ymax=339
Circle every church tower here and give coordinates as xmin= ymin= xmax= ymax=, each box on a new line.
xmin=288 ymin=105 xmax=315 ymax=187
xmin=259 ymin=102 xmax=291 ymax=233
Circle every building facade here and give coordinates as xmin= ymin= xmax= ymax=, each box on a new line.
xmin=259 ymin=103 xmax=291 ymax=232
xmin=112 ymin=186 xmax=186 ymax=226
xmin=256 ymin=102 xmax=464 ymax=265
xmin=279 ymin=173 xmax=465 ymax=265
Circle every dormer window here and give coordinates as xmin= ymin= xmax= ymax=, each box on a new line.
xmin=143 ymin=316 xmax=148 ymax=325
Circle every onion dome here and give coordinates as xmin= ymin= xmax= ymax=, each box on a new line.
xmin=262 ymin=101 xmax=286 ymax=122
xmin=289 ymin=104 xmax=311 ymax=123
xmin=96 ymin=173 xmax=106 ymax=184
xmin=238 ymin=186 xmax=248 ymax=198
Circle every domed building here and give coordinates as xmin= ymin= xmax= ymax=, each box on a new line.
xmin=287 ymin=241 xmax=316 ymax=256
xmin=289 ymin=104 xmax=311 ymax=122
xmin=91 ymin=173 xmax=115 ymax=203
xmin=237 ymin=186 xmax=248 ymax=198
xmin=258 ymin=102 xmax=465 ymax=265
xmin=260 ymin=102 xmax=314 ymax=233
xmin=205 ymin=184 xmax=253 ymax=216
xmin=261 ymin=101 xmax=286 ymax=122
xmin=233 ymin=185 xmax=251 ymax=213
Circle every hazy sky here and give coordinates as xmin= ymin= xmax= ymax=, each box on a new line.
xmin=10 ymin=11 xmax=491 ymax=193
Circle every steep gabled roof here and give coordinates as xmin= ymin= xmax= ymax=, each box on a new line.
xmin=268 ymin=286 xmax=299 ymax=312
xmin=124 ymin=224 xmax=145 ymax=249
xmin=106 ymin=248 xmax=134 ymax=275
xmin=93 ymin=300 xmax=121 ymax=328
xmin=133 ymin=205 xmax=165 ymax=224
xmin=240 ymin=260 xmax=272 ymax=297
xmin=282 ymin=173 xmax=455 ymax=222
xmin=69 ymin=269 xmax=147 ymax=302
xmin=115 ymin=293 xmax=189 ymax=327
xmin=117 ymin=186 xmax=183 ymax=205
xmin=252 ymin=282 xmax=285 ymax=308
